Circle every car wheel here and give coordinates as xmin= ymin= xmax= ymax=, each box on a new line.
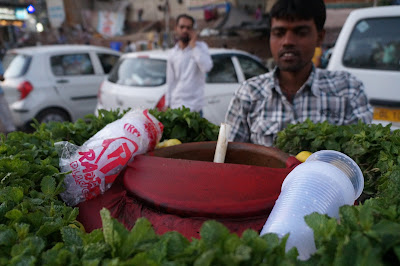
xmin=36 ymin=108 xmax=70 ymax=124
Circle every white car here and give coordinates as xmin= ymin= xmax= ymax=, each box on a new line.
xmin=2 ymin=44 xmax=121 ymax=130
xmin=327 ymin=6 xmax=400 ymax=128
xmin=96 ymin=48 xmax=268 ymax=125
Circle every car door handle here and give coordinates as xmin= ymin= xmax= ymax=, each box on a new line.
xmin=56 ymin=79 xmax=69 ymax=84
xmin=208 ymin=99 xmax=220 ymax=104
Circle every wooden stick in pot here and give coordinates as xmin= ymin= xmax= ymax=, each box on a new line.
xmin=213 ymin=123 xmax=231 ymax=163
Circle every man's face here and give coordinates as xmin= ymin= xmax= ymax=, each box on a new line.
xmin=176 ymin=17 xmax=194 ymax=44
xmin=270 ymin=18 xmax=325 ymax=72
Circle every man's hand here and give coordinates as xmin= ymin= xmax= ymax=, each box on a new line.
xmin=189 ymin=30 xmax=197 ymax=48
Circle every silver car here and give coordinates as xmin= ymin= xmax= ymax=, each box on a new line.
xmin=2 ymin=44 xmax=121 ymax=129
xmin=96 ymin=48 xmax=268 ymax=125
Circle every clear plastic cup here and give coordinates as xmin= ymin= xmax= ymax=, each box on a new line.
xmin=305 ymin=150 xmax=364 ymax=199
xmin=260 ymin=150 xmax=364 ymax=260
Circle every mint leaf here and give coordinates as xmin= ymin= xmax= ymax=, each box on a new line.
xmin=11 ymin=236 xmax=45 ymax=257
xmin=366 ymin=220 xmax=400 ymax=250
xmin=200 ymin=220 xmax=230 ymax=248
xmin=10 ymin=255 xmax=36 ymax=266
xmin=126 ymin=252 xmax=158 ymax=266
xmin=358 ymin=205 xmax=374 ymax=231
xmin=41 ymin=242 xmax=75 ymax=266
xmin=0 ymin=228 xmax=17 ymax=246
xmin=5 ymin=209 xmax=23 ymax=221
xmin=100 ymin=208 xmax=128 ymax=257
xmin=61 ymin=226 xmax=84 ymax=247
xmin=82 ymin=242 xmax=110 ymax=261
xmin=170 ymin=124 xmax=187 ymax=140
xmin=120 ymin=218 xmax=157 ymax=259
xmin=14 ymin=223 xmax=30 ymax=240
xmin=0 ymin=187 xmax=24 ymax=203
xmin=305 ymin=213 xmax=337 ymax=242
xmin=193 ymin=249 xmax=216 ymax=266
xmin=40 ymin=176 xmax=56 ymax=196
xmin=222 ymin=234 xmax=241 ymax=254
xmin=36 ymin=219 xmax=64 ymax=237
xmin=159 ymin=231 xmax=189 ymax=258
xmin=81 ymin=229 xmax=104 ymax=245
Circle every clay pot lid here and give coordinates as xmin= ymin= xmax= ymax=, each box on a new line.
xmin=123 ymin=141 xmax=300 ymax=218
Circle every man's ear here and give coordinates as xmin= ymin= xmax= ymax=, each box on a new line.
xmin=317 ymin=29 xmax=326 ymax=47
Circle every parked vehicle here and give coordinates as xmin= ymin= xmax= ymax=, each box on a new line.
xmin=96 ymin=48 xmax=268 ymax=125
xmin=2 ymin=44 xmax=121 ymax=130
xmin=327 ymin=6 xmax=400 ymax=128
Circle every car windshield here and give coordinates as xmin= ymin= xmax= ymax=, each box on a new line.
xmin=343 ymin=17 xmax=400 ymax=71
xmin=3 ymin=53 xmax=32 ymax=78
xmin=108 ymin=57 xmax=167 ymax=87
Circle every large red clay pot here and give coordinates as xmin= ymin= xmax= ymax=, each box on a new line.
xmin=77 ymin=141 xmax=300 ymax=239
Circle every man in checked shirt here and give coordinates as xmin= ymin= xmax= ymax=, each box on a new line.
xmin=225 ymin=0 xmax=373 ymax=147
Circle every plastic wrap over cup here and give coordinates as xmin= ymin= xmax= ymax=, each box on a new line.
xmin=260 ymin=150 xmax=364 ymax=260
xmin=57 ymin=109 xmax=163 ymax=206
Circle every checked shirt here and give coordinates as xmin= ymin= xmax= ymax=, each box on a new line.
xmin=225 ymin=67 xmax=373 ymax=147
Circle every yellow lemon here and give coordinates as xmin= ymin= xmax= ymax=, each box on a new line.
xmin=295 ymin=151 xmax=313 ymax=163
xmin=156 ymin=139 xmax=182 ymax=149
xmin=165 ymin=139 xmax=182 ymax=146
xmin=156 ymin=140 xmax=166 ymax=149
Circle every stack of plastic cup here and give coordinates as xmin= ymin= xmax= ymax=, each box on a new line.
xmin=260 ymin=150 xmax=364 ymax=260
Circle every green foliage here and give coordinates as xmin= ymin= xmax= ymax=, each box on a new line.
xmin=149 ymin=107 xmax=220 ymax=143
xmin=1 ymin=111 xmax=400 ymax=264
xmin=275 ymin=119 xmax=397 ymax=196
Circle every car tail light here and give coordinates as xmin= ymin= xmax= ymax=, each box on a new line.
xmin=156 ymin=95 xmax=166 ymax=111
xmin=17 ymin=81 xmax=33 ymax=100
xmin=97 ymin=81 xmax=104 ymax=105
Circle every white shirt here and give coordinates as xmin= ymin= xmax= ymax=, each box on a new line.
xmin=166 ymin=41 xmax=213 ymax=112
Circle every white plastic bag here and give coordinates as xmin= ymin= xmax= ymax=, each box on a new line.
xmin=57 ymin=109 xmax=163 ymax=206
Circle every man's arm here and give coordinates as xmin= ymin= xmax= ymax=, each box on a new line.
xmin=225 ymin=86 xmax=251 ymax=143
xmin=346 ymin=78 xmax=373 ymax=124
xmin=191 ymin=41 xmax=213 ymax=73
xmin=165 ymin=54 xmax=176 ymax=108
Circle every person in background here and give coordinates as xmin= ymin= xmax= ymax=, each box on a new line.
xmin=312 ymin=46 xmax=322 ymax=67
xmin=0 ymin=58 xmax=16 ymax=134
xmin=255 ymin=4 xmax=263 ymax=21
xmin=124 ymin=40 xmax=136 ymax=53
xmin=225 ymin=0 xmax=372 ymax=147
xmin=165 ymin=14 xmax=213 ymax=116
xmin=138 ymin=8 xmax=144 ymax=22
xmin=57 ymin=28 xmax=67 ymax=44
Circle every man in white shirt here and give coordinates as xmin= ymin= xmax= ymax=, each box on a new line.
xmin=166 ymin=14 xmax=213 ymax=115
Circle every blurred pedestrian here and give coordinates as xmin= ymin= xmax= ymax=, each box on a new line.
xmin=0 ymin=59 xmax=16 ymax=134
xmin=124 ymin=40 xmax=136 ymax=53
xmin=255 ymin=4 xmax=262 ymax=21
xmin=166 ymin=14 xmax=213 ymax=115
xmin=57 ymin=28 xmax=67 ymax=44
xmin=138 ymin=9 xmax=144 ymax=22
xmin=82 ymin=28 xmax=91 ymax=45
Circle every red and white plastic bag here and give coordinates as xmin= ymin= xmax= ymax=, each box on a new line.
xmin=57 ymin=109 xmax=163 ymax=206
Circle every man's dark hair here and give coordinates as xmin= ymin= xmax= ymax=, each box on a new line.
xmin=176 ymin=14 xmax=195 ymax=26
xmin=269 ymin=0 xmax=326 ymax=31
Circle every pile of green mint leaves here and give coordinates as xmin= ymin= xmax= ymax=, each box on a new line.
xmin=1 ymin=109 xmax=399 ymax=265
